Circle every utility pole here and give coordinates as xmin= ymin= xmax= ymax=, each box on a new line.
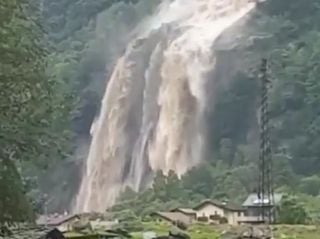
xmin=258 ymin=58 xmax=275 ymax=224
xmin=44 ymin=194 xmax=48 ymax=228
xmin=43 ymin=194 xmax=53 ymax=228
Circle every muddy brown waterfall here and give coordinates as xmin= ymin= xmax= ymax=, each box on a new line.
xmin=75 ymin=0 xmax=256 ymax=213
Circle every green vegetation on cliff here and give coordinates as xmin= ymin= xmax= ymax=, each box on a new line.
xmin=0 ymin=0 xmax=160 ymax=220
xmin=2 ymin=0 xmax=320 ymax=225
xmin=0 ymin=0 xmax=72 ymax=222
xmin=112 ymin=0 xmax=320 ymax=224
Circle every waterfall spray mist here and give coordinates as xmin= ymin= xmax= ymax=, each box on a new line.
xmin=75 ymin=0 xmax=256 ymax=213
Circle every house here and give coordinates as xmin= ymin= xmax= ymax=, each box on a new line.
xmin=151 ymin=211 xmax=193 ymax=225
xmin=192 ymin=199 xmax=246 ymax=225
xmin=152 ymin=199 xmax=246 ymax=226
xmin=240 ymin=193 xmax=283 ymax=224
xmin=37 ymin=214 xmax=81 ymax=232
xmin=170 ymin=208 xmax=196 ymax=220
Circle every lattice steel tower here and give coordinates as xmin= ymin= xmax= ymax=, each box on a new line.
xmin=258 ymin=58 xmax=275 ymax=224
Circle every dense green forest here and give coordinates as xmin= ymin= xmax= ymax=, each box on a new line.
xmin=110 ymin=0 xmax=320 ymax=224
xmin=0 ymin=0 xmax=73 ymax=223
xmin=1 ymin=0 xmax=161 ymax=221
xmin=1 ymin=0 xmax=320 ymax=226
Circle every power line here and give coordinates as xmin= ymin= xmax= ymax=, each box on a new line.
xmin=258 ymin=58 xmax=275 ymax=224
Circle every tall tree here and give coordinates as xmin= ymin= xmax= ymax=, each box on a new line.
xmin=278 ymin=195 xmax=309 ymax=224
xmin=0 ymin=0 xmax=72 ymax=223
xmin=0 ymin=159 xmax=34 ymax=223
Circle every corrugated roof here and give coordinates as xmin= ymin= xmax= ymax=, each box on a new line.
xmin=152 ymin=212 xmax=191 ymax=224
xmin=242 ymin=193 xmax=283 ymax=207
xmin=193 ymin=199 xmax=244 ymax=211
xmin=37 ymin=214 xmax=80 ymax=226
xmin=171 ymin=208 xmax=196 ymax=215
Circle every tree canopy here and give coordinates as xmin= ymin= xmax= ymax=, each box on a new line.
xmin=0 ymin=0 xmax=72 ymax=223
xmin=2 ymin=0 xmax=320 ymax=224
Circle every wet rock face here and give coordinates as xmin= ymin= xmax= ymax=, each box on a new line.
xmin=75 ymin=0 xmax=257 ymax=213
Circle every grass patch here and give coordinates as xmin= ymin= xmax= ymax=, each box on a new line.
xmin=132 ymin=222 xmax=221 ymax=239
xmin=188 ymin=224 xmax=220 ymax=239
xmin=273 ymin=225 xmax=320 ymax=239
xmin=128 ymin=222 xmax=320 ymax=239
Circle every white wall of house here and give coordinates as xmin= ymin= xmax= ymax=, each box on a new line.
xmin=195 ymin=204 xmax=225 ymax=219
xmin=225 ymin=211 xmax=245 ymax=225
xmin=195 ymin=203 xmax=245 ymax=225
xmin=238 ymin=216 xmax=261 ymax=224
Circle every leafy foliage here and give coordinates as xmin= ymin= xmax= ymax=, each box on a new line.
xmin=0 ymin=0 xmax=73 ymax=166
xmin=0 ymin=0 xmax=73 ymax=222
xmin=111 ymin=0 xmax=320 ymax=224
xmin=278 ymin=195 xmax=309 ymax=224
xmin=0 ymin=159 xmax=34 ymax=223
xmin=3 ymin=0 xmax=320 ymax=225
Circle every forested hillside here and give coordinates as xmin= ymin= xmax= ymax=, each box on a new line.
xmin=20 ymin=0 xmax=161 ymax=213
xmin=110 ymin=0 xmax=320 ymax=224
xmin=0 ymin=0 xmax=72 ymax=222
xmin=42 ymin=0 xmax=160 ymax=137
xmin=1 ymin=0 xmax=320 ymax=225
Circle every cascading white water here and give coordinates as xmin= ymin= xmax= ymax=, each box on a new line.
xmin=75 ymin=0 xmax=256 ymax=213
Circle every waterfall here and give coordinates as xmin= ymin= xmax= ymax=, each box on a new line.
xmin=75 ymin=0 xmax=256 ymax=213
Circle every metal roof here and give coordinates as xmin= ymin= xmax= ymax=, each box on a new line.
xmin=170 ymin=208 xmax=196 ymax=215
xmin=36 ymin=214 xmax=80 ymax=226
xmin=151 ymin=212 xmax=191 ymax=225
xmin=242 ymin=193 xmax=283 ymax=207
xmin=193 ymin=199 xmax=245 ymax=211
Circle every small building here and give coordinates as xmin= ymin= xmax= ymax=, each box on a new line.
xmin=193 ymin=199 xmax=245 ymax=225
xmin=37 ymin=214 xmax=81 ymax=232
xmin=170 ymin=208 xmax=196 ymax=220
xmin=152 ymin=199 xmax=246 ymax=226
xmin=240 ymin=193 xmax=283 ymax=224
xmin=151 ymin=211 xmax=193 ymax=225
